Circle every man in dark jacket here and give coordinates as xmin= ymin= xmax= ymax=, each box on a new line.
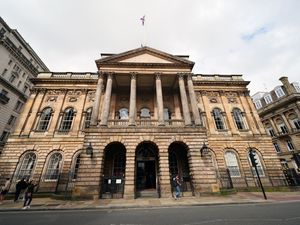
xmin=23 ymin=179 xmax=37 ymax=209
xmin=14 ymin=178 xmax=28 ymax=202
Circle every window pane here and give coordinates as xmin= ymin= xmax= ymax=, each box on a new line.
xmin=44 ymin=153 xmax=62 ymax=180
xmin=224 ymin=152 xmax=241 ymax=177
xmin=16 ymin=153 xmax=36 ymax=180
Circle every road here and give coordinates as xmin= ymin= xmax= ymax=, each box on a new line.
xmin=1 ymin=201 xmax=300 ymax=225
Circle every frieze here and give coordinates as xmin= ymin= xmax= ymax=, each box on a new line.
xmin=67 ymin=90 xmax=82 ymax=96
xmin=87 ymin=91 xmax=95 ymax=102
xmin=47 ymin=90 xmax=61 ymax=95
xmin=224 ymin=92 xmax=238 ymax=97
xmin=207 ymin=92 xmax=219 ymax=97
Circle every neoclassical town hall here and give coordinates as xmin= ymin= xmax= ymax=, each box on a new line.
xmin=0 ymin=47 xmax=285 ymax=199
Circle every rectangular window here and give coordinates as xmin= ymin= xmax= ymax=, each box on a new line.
xmin=7 ymin=115 xmax=16 ymax=126
xmin=286 ymin=140 xmax=295 ymax=151
xmin=293 ymin=119 xmax=300 ymax=130
xmin=273 ymin=142 xmax=281 ymax=153
xmin=275 ymin=87 xmax=285 ymax=98
xmin=9 ymin=74 xmax=16 ymax=83
xmin=292 ymin=83 xmax=300 ymax=92
xmin=254 ymin=100 xmax=262 ymax=109
xmin=23 ymin=85 xmax=28 ymax=93
xmin=17 ymin=81 xmax=22 ymax=87
xmin=14 ymin=100 xmax=24 ymax=112
xmin=267 ymin=128 xmax=276 ymax=137
xmin=0 ymin=131 xmax=10 ymax=142
xmin=2 ymin=69 xmax=7 ymax=76
xmin=279 ymin=124 xmax=288 ymax=134
xmin=264 ymin=94 xmax=273 ymax=104
xmin=8 ymin=60 xmax=12 ymax=65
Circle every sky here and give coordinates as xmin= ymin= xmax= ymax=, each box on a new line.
xmin=1 ymin=0 xmax=299 ymax=95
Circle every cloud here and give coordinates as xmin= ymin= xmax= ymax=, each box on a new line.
xmin=1 ymin=0 xmax=299 ymax=95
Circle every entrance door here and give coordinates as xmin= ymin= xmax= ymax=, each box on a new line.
xmin=136 ymin=160 xmax=156 ymax=191
xmin=135 ymin=142 xmax=159 ymax=198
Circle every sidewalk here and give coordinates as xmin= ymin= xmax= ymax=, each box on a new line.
xmin=1 ymin=192 xmax=300 ymax=211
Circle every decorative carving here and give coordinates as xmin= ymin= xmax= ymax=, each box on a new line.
xmin=87 ymin=91 xmax=95 ymax=102
xmin=69 ymin=97 xmax=78 ymax=102
xmin=47 ymin=90 xmax=61 ymax=95
xmin=225 ymin=92 xmax=238 ymax=97
xmin=207 ymin=92 xmax=219 ymax=97
xmin=67 ymin=90 xmax=82 ymax=96
xmin=46 ymin=96 xmax=58 ymax=102
xmin=209 ymin=98 xmax=218 ymax=103
xmin=228 ymin=97 xmax=237 ymax=103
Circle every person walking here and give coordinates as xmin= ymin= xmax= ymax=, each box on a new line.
xmin=22 ymin=179 xmax=37 ymax=209
xmin=14 ymin=178 xmax=28 ymax=202
xmin=0 ymin=178 xmax=11 ymax=204
xmin=173 ymin=175 xmax=181 ymax=200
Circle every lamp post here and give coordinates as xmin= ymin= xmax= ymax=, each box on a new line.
xmin=86 ymin=142 xmax=93 ymax=158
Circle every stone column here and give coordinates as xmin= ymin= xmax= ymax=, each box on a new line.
xmin=123 ymin=150 xmax=135 ymax=199
xmin=129 ymin=73 xmax=137 ymax=126
xmin=269 ymin=118 xmax=279 ymax=133
xmin=187 ymin=74 xmax=201 ymax=126
xmin=281 ymin=113 xmax=292 ymax=131
xmin=100 ymin=73 xmax=113 ymax=126
xmin=91 ymin=74 xmax=104 ymax=126
xmin=178 ymin=74 xmax=192 ymax=126
xmin=156 ymin=73 xmax=165 ymax=125
xmin=158 ymin=149 xmax=172 ymax=197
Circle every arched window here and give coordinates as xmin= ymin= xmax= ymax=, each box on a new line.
xmin=248 ymin=150 xmax=265 ymax=176
xmin=44 ymin=152 xmax=62 ymax=180
xmin=59 ymin=108 xmax=75 ymax=131
xmin=37 ymin=107 xmax=53 ymax=131
xmin=232 ymin=108 xmax=245 ymax=130
xmin=224 ymin=151 xmax=241 ymax=177
xmin=212 ymin=108 xmax=225 ymax=130
xmin=140 ymin=108 xmax=150 ymax=118
xmin=84 ymin=108 xmax=92 ymax=128
xmin=119 ymin=108 xmax=129 ymax=119
xmin=16 ymin=152 xmax=36 ymax=180
xmin=72 ymin=153 xmax=81 ymax=180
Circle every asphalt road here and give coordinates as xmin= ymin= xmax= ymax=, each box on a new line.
xmin=1 ymin=201 xmax=300 ymax=225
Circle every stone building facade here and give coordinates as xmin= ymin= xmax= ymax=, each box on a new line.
xmin=252 ymin=77 xmax=300 ymax=173
xmin=0 ymin=17 xmax=48 ymax=153
xmin=0 ymin=47 xmax=285 ymax=199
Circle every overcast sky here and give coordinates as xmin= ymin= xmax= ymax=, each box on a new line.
xmin=1 ymin=0 xmax=299 ymax=95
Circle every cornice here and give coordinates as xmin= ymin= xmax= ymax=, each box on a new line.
xmin=0 ymin=38 xmax=41 ymax=75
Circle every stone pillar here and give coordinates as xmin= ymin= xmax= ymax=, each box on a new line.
xmin=123 ymin=150 xmax=135 ymax=199
xmin=281 ymin=113 xmax=292 ymax=131
xmin=22 ymin=89 xmax=46 ymax=136
xmin=178 ymin=74 xmax=192 ymax=126
xmin=129 ymin=73 xmax=137 ymax=126
xmin=100 ymin=73 xmax=113 ymax=126
xmin=156 ymin=73 xmax=165 ymax=125
xmin=91 ymin=74 xmax=104 ymax=126
xmin=13 ymin=90 xmax=38 ymax=135
xmin=269 ymin=118 xmax=279 ymax=133
xmin=187 ymin=74 xmax=201 ymax=126
xmin=158 ymin=149 xmax=172 ymax=197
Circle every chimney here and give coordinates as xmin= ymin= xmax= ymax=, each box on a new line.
xmin=279 ymin=76 xmax=295 ymax=95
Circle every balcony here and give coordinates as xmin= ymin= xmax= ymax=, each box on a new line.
xmin=0 ymin=93 xmax=10 ymax=104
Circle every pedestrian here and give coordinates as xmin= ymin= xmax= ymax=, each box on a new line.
xmin=0 ymin=178 xmax=11 ymax=204
xmin=23 ymin=179 xmax=37 ymax=209
xmin=14 ymin=178 xmax=28 ymax=202
xmin=173 ymin=175 xmax=181 ymax=200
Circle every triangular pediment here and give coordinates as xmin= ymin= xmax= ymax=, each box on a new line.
xmin=119 ymin=53 xmax=173 ymax=64
xmin=95 ymin=46 xmax=194 ymax=71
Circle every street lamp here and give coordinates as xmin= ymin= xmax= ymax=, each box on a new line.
xmin=200 ymin=142 xmax=209 ymax=157
xmin=86 ymin=142 xmax=93 ymax=158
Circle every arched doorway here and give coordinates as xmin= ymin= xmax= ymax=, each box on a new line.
xmin=101 ymin=142 xmax=126 ymax=199
xmin=135 ymin=142 xmax=159 ymax=198
xmin=168 ymin=142 xmax=193 ymax=196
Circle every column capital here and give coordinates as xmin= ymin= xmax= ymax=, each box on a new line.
xmin=129 ymin=72 xmax=137 ymax=79
xmin=155 ymin=72 xmax=162 ymax=80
